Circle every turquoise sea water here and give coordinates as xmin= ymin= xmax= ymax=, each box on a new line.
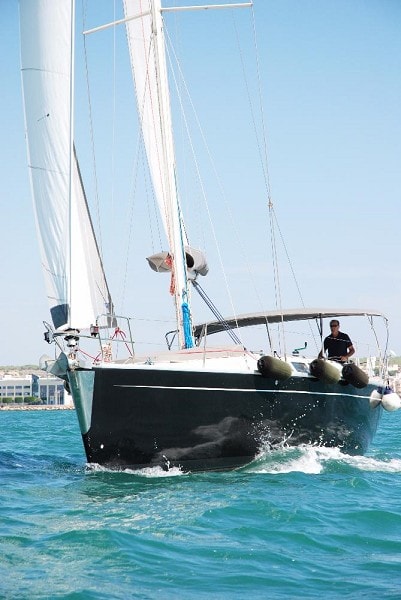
xmin=1 ymin=410 xmax=401 ymax=599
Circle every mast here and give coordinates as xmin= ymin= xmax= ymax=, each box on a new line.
xmin=68 ymin=0 xmax=75 ymax=326
xmin=124 ymin=2 xmax=250 ymax=348
xmin=150 ymin=0 xmax=192 ymax=349
xmin=123 ymin=0 xmax=193 ymax=348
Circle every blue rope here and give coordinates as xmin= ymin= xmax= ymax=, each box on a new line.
xmin=182 ymin=302 xmax=194 ymax=348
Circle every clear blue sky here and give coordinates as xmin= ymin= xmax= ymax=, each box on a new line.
xmin=1 ymin=0 xmax=400 ymax=365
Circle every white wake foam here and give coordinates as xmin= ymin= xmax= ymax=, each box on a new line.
xmin=246 ymin=444 xmax=401 ymax=475
xmin=85 ymin=462 xmax=185 ymax=477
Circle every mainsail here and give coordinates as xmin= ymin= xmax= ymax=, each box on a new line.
xmin=123 ymin=0 xmax=194 ymax=346
xmin=19 ymin=0 xmax=114 ymax=331
xmin=124 ymin=0 xmax=199 ymax=348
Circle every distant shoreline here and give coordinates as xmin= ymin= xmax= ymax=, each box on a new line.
xmin=0 ymin=405 xmax=74 ymax=411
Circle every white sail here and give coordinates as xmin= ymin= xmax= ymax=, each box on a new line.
xmin=19 ymin=0 xmax=114 ymax=331
xmin=123 ymin=0 xmax=194 ymax=347
xmin=123 ymin=1 xmax=182 ymax=243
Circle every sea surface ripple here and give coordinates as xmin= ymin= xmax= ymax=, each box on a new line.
xmin=1 ymin=410 xmax=401 ymax=599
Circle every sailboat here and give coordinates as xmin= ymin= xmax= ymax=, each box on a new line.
xmin=19 ymin=0 xmax=400 ymax=472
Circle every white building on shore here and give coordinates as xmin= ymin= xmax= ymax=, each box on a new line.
xmin=0 ymin=371 xmax=73 ymax=406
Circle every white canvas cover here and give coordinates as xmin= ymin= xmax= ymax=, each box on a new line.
xmin=147 ymin=247 xmax=208 ymax=275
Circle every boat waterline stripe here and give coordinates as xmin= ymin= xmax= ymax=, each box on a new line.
xmin=115 ymin=384 xmax=369 ymax=400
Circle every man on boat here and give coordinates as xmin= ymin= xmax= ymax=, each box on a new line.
xmin=319 ymin=319 xmax=355 ymax=363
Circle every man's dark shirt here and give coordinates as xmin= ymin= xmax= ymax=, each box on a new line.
xmin=324 ymin=331 xmax=352 ymax=359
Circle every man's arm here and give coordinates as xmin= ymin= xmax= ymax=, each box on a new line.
xmin=318 ymin=337 xmax=327 ymax=359
xmin=341 ymin=343 xmax=355 ymax=362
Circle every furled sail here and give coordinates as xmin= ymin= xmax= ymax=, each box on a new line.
xmin=123 ymin=0 xmax=179 ymax=244
xmin=123 ymin=2 xmax=208 ymax=275
xmin=19 ymin=0 xmax=114 ymax=331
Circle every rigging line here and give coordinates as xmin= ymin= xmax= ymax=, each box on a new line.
xmin=382 ymin=318 xmax=390 ymax=383
xmin=143 ymin=145 xmax=164 ymax=254
xmin=118 ymin=75 xmax=167 ymax=312
xmin=150 ymin=16 xmax=181 ymax=255
xmin=163 ymin=30 xmax=242 ymax=335
xmin=268 ymin=200 xmax=285 ymax=355
xmin=166 ymin=39 xmax=241 ymax=342
xmin=230 ymin=7 xmax=279 ymax=343
xmin=164 ymin=35 xmax=206 ymax=250
xmin=234 ymin=9 xmax=280 ymax=354
xmin=368 ymin=314 xmax=388 ymax=382
xmin=166 ymin=24 xmax=275 ymax=346
xmin=127 ymin=10 xmax=171 ymax=242
xmin=104 ymin=5 xmax=139 ymax=313
xmin=231 ymin=6 xmax=271 ymax=200
xmin=122 ymin=10 xmax=173 ymax=314
xmin=233 ymin=6 xmax=295 ymax=355
xmin=147 ymin=8 xmax=191 ymax=347
xmin=232 ymin=7 xmax=292 ymax=357
xmin=147 ymin=18 xmax=184 ymax=281
xmin=119 ymin=11 xmax=159 ymax=312
xmin=270 ymin=206 xmax=320 ymax=353
xmin=169 ymin=8 xmax=205 ymax=252
xmin=118 ymin=127 xmax=142 ymax=314
xmin=192 ymin=281 xmax=242 ymax=346
xmin=125 ymin=17 xmax=165 ymax=253
xmin=236 ymin=7 xmax=311 ymax=354
xmin=82 ymin=4 xmax=103 ymax=258
xmin=250 ymin=4 xmax=272 ymax=200
xmin=111 ymin=0 xmax=117 ymax=228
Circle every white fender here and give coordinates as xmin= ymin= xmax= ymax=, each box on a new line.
xmin=381 ymin=392 xmax=401 ymax=412
xmin=369 ymin=389 xmax=382 ymax=409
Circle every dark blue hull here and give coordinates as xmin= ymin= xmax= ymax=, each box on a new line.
xmin=68 ymin=366 xmax=382 ymax=472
